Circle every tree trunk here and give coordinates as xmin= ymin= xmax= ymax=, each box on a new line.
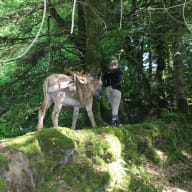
xmin=77 ymin=0 xmax=86 ymax=66
xmin=172 ymin=35 xmax=188 ymax=113
xmin=168 ymin=0 xmax=189 ymax=114
xmin=84 ymin=0 xmax=101 ymax=73
xmin=155 ymin=38 xmax=168 ymax=109
xmin=84 ymin=0 xmax=104 ymax=125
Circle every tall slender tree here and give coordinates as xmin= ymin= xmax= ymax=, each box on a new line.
xmin=84 ymin=0 xmax=104 ymax=124
xmin=84 ymin=0 xmax=101 ymax=73
xmin=169 ymin=1 xmax=189 ymax=113
xmin=172 ymin=28 xmax=188 ymax=113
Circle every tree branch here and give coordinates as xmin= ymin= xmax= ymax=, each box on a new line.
xmin=48 ymin=0 xmax=66 ymax=27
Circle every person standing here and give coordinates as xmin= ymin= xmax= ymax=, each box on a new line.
xmin=102 ymin=57 xmax=122 ymax=126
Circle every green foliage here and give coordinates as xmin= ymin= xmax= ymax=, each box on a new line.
xmin=0 ymin=1 xmax=192 ymax=191
xmin=160 ymin=109 xmax=188 ymax=124
xmin=1 ymin=0 xmax=192 ymax=137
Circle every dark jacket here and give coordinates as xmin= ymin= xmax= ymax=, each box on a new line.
xmin=102 ymin=68 xmax=122 ymax=91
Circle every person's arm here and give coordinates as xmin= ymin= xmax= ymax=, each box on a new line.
xmin=111 ymin=70 xmax=122 ymax=89
xmin=102 ymin=71 xmax=109 ymax=87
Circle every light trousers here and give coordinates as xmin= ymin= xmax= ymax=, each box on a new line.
xmin=106 ymin=87 xmax=121 ymax=119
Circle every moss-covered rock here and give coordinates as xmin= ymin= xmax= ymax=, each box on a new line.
xmin=0 ymin=120 xmax=192 ymax=192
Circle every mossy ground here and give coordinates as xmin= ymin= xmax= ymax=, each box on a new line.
xmin=0 ymin=119 xmax=192 ymax=192
xmin=0 ymin=153 xmax=8 ymax=192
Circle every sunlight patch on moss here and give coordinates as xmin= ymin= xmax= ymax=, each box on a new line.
xmin=6 ymin=135 xmax=41 ymax=155
xmin=103 ymin=134 xmax=122 ymax=160
xmin=162 ymin=187 xmax=188 ymax=192
xmin=154 ymin=149 xmax=168 ymax=163
xmin=181 ymin=150 xmax=192 ymax=160
xmin=107 ymin=158 xmax=130 ymax=191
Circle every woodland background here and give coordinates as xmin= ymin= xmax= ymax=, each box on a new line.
xmin=0 ymin=0 xmax=192 ymax=138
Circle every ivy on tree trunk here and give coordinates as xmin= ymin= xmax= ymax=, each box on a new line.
xmin=84 ymin=0 xmax=105 ymax=125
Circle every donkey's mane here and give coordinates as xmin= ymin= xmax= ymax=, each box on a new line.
xmin=76 ymin=74 xmax=93 ymax=106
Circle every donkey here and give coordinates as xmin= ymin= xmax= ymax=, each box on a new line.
xmin=36 ymin=73 xmax=102 ymax=130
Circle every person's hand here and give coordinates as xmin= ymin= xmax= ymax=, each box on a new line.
xmin=109 ymin=87 xmax=113 ymax=92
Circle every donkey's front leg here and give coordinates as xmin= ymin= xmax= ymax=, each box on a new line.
xmin=71 ymin=107 xmax=79 ymax=130
xmin=85 ymin=104 xmax=96 ymax=128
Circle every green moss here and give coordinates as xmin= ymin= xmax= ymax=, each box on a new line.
xmin=0 ymin=153 xmax=8 ymax=172
xmin=129 ymin=179 xmax=158 ymax=192
xmin=61 ymin=162 xmax=109 ymax=191
xmin=1 ymin=120 xmax=192 ymax=192
xmin=29 ymin=128 xmax=75 ymax=191
xmin=36 ymin=128 xmax=74 ymax=152
xmin=0 ymin=178 xmax=7 ymax=192
xmin=41 ymin=122 xmax=190 ymax=191
xmin=0 ymin=153 xmax=8 ymax=164
xmin=7 ymin=136 xmax=41 ymax=156
xmin=137 ymin=137 xmax=163 ymax=166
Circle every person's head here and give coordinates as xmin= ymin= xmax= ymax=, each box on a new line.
xmin=110 ymin=57 xmax=119 ymax=69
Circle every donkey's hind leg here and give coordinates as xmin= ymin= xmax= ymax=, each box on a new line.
xmin=51 ymin=92 xmax=65 ymax=127
xmin=51 ymin=103 xmax=63 ymax=127
xmin=36 ymin=96 xmax=53 ymax=130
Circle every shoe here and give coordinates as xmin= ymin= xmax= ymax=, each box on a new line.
xmin=112 ymin=120 xmax=119 ymax=126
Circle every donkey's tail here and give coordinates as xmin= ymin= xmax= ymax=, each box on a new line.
xmin=36 ymin=79 xmax=49 ymax=130
xmin=42 ymin=79 xmax=49 ymax=114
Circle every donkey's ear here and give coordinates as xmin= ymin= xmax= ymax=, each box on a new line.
xmin=93 ymin=71 xmax=102 ymax=79
xmin=98 ymin=71 xmax=102 ymax=79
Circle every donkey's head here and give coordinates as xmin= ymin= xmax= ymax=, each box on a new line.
xmin=88 ymin=74 xmax=103 ymax=101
